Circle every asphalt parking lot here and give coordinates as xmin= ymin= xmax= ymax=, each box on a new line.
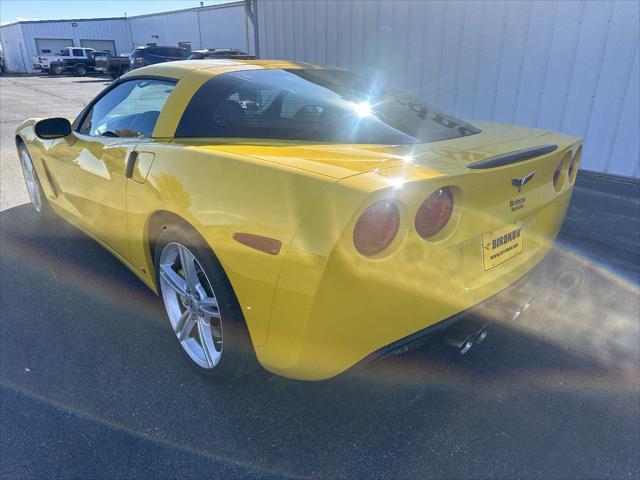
xmin=1 ymin=75 xmax=639 ymax=479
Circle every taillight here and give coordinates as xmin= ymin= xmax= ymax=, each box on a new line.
xmin=415 ymin=187 xmax=454 ymax=239
xmin=553 ymin=162 xmax=562 ymax=190
xmin=353 ymin=200 xmax=400 ymax=256
xmin=568 ymin=146 xmax=581 ymax=183
xmin=553 ymin=152 xmax=571 ymax=192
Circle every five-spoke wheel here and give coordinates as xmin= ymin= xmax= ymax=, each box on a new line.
xmin=159 ymin=242 xmax=223 ymax=369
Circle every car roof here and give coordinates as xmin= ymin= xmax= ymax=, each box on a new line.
xmin=125 ymin=59 xmax=320 ymax=80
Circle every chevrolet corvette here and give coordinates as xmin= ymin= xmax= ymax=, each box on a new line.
xmin=15 ymin=59 xmax=581 ymax=381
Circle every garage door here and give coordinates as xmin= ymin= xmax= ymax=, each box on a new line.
xmin=35 ymin=38 xmax=73 ymax=55
xmin=80 ymin=39 xmax=117 ymax=55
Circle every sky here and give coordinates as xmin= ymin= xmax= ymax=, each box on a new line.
xmin=0 ymin=0 xmax=236 ymax=25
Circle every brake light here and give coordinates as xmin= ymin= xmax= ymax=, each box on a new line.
xmin=415 ymin=187 xmax=454 ymax=239
xmin=353 ymin=200 xmax=400 ymax=256
xmin=553 ymin=160 xmax=564 ymax=191
xmin=568 ymin=146 xmax=581 ymax=183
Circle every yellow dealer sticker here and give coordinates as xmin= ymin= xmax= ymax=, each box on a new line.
xmin=482 ymin=221 xmax=523 ymax=271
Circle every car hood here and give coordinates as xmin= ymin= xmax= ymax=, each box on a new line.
xmin=187 ymin=122 xmax=561 ymax=179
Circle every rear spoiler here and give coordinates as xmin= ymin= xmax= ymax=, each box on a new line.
xmin=468 ymin=145 xmax=558 ymax=169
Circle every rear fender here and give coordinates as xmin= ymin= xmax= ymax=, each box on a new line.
xmin=125 ymin=142 xmax=337 ymax=348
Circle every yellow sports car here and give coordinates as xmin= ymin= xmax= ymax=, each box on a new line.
xmin=15 ymin=60 xmax=581 ymax=381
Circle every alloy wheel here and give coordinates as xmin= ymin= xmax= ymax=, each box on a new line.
xmin=19 ymin=147 xmax=42 ymax=213
xmin=159 ymin=242 xmax=223 ymax=369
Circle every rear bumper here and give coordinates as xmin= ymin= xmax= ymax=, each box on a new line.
xmin=257 ymin=185 xmax=573 ymax=381
xmin=346 ymin=263 xmax=538 ymax=374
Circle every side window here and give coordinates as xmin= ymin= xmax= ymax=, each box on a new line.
xmin=72 ymin=49 xmax=84 ymax=57
xmin=78 ymin=79 xmax=175 ymax=138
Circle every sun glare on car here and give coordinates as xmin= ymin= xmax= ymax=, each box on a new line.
xmin=352 ymin=101 xmax=372 ymax=117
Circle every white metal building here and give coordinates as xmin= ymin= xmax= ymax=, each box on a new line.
xmin=0 ymin=2 xmax=248 ymax=74
xmin=129 ymin=3 xmax=249 ymax=52
xmin=253 ymin=0 xmax=640 ymax=179
xmin=0 ymin=17 xmax=131 ymax=72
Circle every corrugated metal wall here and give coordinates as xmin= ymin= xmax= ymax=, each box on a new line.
xmin=9 ymin=19 xmax=133 ymax=71
xmin=129 ymin=9 xmax=200 ymax=48
xmin=198 ymin=3 xmax=249 ymax=51
xmin=129 ymin=2 xmax=248 ymax=51
xmin=255 ymin=0 xmax=640 ymax=178
xmin=0 ymin=2 xmax=247 ymax=74
xmin=0 ymin=24 xmax=27 ymax=73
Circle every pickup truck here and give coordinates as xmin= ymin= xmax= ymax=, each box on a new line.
xmin=34 ymin=47 xmax=98 ymax=75
xmin=94 ymin=55 xmax=130 ymax=79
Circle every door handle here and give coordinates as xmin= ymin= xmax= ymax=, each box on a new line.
xmin=125 ymin=151 xmax=138 ymax=179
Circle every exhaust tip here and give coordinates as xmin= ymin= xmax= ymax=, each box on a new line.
xmin=442 ymin=318 xmax=488 ymax=355
xmin=475 ymin=326 xmax=488 ymax=345
xmin=459 ymin=339 xmax=474 ymax=355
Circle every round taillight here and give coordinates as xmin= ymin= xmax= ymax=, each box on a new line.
xmin=415 ymin=187 xmax=454 ymax=239
xmin=568 ymin=147 xmax=581 ymax=183
xmin=553 ymin=161 xmax=564 ymax=191
xmin=353 ymin=200 xmax=400 ymax=256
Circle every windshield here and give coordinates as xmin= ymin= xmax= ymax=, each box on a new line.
xmin=176 ymin=68 xmax=480 ymax=144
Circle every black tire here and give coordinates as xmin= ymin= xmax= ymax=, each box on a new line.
xmin=154 ymin=223 xmax=255 ymax=381
xmin=74 ymin=64 xmax=87 ymax=76
xmin=17 ymin=143 xmax=55 ymax=221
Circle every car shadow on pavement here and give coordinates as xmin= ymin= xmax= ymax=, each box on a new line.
xmin=1 ymin=203 xmax=638 ymax=479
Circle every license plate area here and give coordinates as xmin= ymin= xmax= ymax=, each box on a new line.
xmin=482 ymin=221 xmax=523 ymax=271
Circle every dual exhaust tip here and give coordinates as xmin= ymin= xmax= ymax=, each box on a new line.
xmin=442 ymin=318 xmax=488 ymax=355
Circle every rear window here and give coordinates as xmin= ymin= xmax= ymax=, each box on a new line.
xmin=175 ymin=68 xmax=480 ymax=144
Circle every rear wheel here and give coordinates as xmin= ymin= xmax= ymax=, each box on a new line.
xmin=18 ymin=144 xmax=54 ymax=219
xmin=154 ymin=224 xmax=254 ymax=381
xmin=74 ymin=64 xmax=87 ymax=76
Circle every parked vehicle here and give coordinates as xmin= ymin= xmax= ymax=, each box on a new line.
xmin=38 ymin=47 xmax=97 ymax=75
xmin=129 ymin=46 xmax=190 ymax=70
xmin=42 ymin=47 xmax=101 ymax=77
xmin=188 ymin=48 xmax=254 ymax=60
xmin=95 ymin=54 xmax=130 ymax=79
xmin=15 ymin=59 xmax=581 ymax=382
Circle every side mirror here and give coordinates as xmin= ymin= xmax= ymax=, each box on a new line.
xmin=35 ymin=117 xmax=72 ymax=139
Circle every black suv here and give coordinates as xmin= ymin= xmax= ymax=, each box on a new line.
xmin=129 ymin=46 xmax=190 ymax=70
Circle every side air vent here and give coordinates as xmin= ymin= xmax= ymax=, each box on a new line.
xmin=468 ymin=145 xmax=558 ymax=169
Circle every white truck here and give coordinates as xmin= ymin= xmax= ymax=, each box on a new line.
xmin=33 ymin=47 xmax=99 ymax=75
